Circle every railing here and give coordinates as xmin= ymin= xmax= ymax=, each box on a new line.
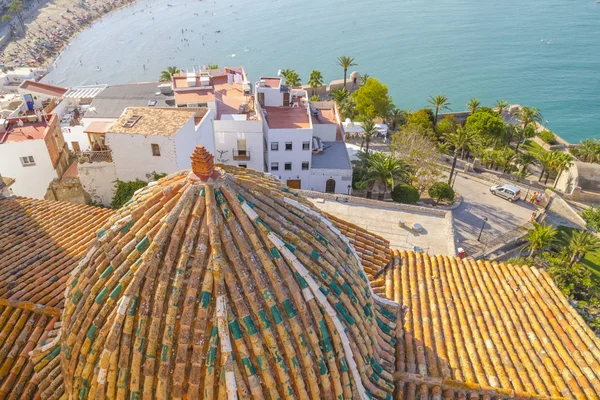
xmin=77 ymin=150 xmax=112 ymax=164
xmin=232 ymin=149 xmax=250 ymax=161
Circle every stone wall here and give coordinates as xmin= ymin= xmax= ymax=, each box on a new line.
xmin=78 ymin=162 xmax=117 ymax=206
xmin=45 ymin=177 xmax=90 ymax=205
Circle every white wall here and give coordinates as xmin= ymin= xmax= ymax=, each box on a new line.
xmin=214 ymin=118 xmax=264 ymax=171
xmin=17 ymin=89 xmax=54 ymax=109
xmin=173 ymin=117 xmax=200 ymax=171
xmin=312 ymin=123 xmax=337 ymax=142
xmin=311 ymin=168 xmax=353 ymax=194
xmin=266 ymin=127 xmax=313 ymax=189
xmin=256 ymin=85 xmax=283 ymax=107
xmin=195 ymin=110 xmax=216 ymax=156
xmin=0 ymin=140 xmax=57 ymax=198
xmin=107 ymin=133 xmax=178 ymax=182
xmin=62 ymin=126 xmax=90 ymax=151
xmin=78 ymin=162 xmax=117 ymax=206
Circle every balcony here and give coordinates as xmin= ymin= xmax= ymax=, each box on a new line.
xmin=76 ymin=150 xmax=113 ymax=164
xmin=232 ymin=149 xmax=250 ymax=161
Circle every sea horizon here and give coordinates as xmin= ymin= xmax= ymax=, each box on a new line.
xmin=43 ymin=0 xmax=600 ymax=143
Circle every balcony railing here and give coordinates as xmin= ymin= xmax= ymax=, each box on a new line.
xmin=232 ymin=149 xmax=250 ymax=161
xmin=77 ymin=150 xmax=112 ymax=164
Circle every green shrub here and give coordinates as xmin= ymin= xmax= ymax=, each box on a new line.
xmin=391 ymin=184 xmax=420 ymax=204
xmin=539 ymin=130 xmax=556 ymax=145
xmin=428 ymin=182 xmax=455 ymax=204
xmin=111 ymin=179 xmax=148 ymax=209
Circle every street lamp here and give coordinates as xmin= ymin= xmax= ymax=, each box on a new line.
xmin=544 ymin=119 xmax=549 ymax=128
xmin=347 ymin=185 xmax=352 ymax=195
xmin=477 ymin=217 xmax=488 ymax=242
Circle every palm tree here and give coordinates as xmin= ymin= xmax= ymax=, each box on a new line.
xmin=512 ymin=125 xmax=536 ymax=154
xmin=517 ymin=106 xmax=542 ymax=129
xmin=368 ymin=152 xmax=410 ymax=200
xmin=494 ymin=100 xmax=509 ymax=116
xmin=336 ymin=56 xmax=357 ymax=89
xmin=280 ymin=69 xmax=301 ymax=86
xmin=427 ymin=94 xmax=451 ymax=127
xmin=498 ymin=148 xmax=517 ymax=173
xmin=533 ymin=150 xmax=553 ymax=182
xmin=307 ymin=70 xmax=324 ymax=97
xmin=444 ymin=127 xmax=479 ymax=184
xmin=572 ymin=139 xmax=600 ymax=163
xmin=159 ymin=66 xmax=180 ymax=82
xmin=552 ymin=152 xmax=574 ymax=187
xmin=361 ymin=118 xmax=378 ymax=152
xmin=385 ymin=106 xmax=405 ymax=131
xmin=352 ymin=151 xmax=375 ymax=198
xmin=467 ymin=98 xmax=481 ymax=114
xmin=331 ymin=88 xmax=349 ymax=105
xmin=2 ymin=0 xmax=26 ymax=34
xmin=563 ymin=229 xmax=600 ymax=267
xmin=517 ymin=152 xmax=537 ymax=177
xmin=525 ymin=222 xmax=558 ymax=257
xmin=360 ymin=73 xmax=370 ymax=86
xmin=206 ymin=64 xmax=219 ymax=70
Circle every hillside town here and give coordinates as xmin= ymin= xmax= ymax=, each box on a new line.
xmin=2 ymin=61 xmax=600 ymax=399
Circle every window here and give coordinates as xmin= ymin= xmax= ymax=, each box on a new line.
xmin=285 ymin=142 xmax=293 ymax=151
xmin=237 ymin=139 xmax=247 ymax=156
xmin=302 ymin=141 xmax=310 ymax=151
xmin=239 ymin=163 xmax=247 ymax=168
xmin=271 ymin=142 xmax=279 ymax=151
xmin=302 ymin=161 xmax=309 ymax=170
xmin=284 ymin=162 xmax=292 ymax=171
xmin=271 ymin=162 xmax=279 ymax=171
xmin=151 ymin=144 xmax=161 ymax=156
xmin=20 ymin=156 xmax=35 ymax=166
xmin=326 ymin=179 xmax=336 ymax=193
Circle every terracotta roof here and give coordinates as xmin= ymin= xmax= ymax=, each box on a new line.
xmin=384 ymin=249 xmax=600 ymax=399
xmin=18 ymin=80 xmax=68 ymax=98
xmin=83 ymin=121 xmax=112 ymax=134
xmin=0 ymin=197 xmax=113 ymax=309
xmin=58 ymin=159 xmax=397 ymax=399
xmin=109 ymin=107 xmax=195 ymax=136
xmin=264 ymin=106 xmax=310 ymax=129
xmin=0 ymin=305 xmax=59 ymax=399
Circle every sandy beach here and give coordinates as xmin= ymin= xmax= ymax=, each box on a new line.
xmin=0 ymin=0 xmax=138 ymax=69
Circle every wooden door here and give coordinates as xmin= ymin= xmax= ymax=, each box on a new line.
xmin=258 ymin=92 xmax=265 ymax=107
xmin=286 ymin=179 xmax=301 ymax=189
xmin=72 ymin=141 xmax=81 ymax=152
xmin=283 ymin=92 xmax=290 ymax=107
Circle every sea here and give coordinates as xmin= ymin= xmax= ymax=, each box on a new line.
xmin=43 ymin=0 xmax=600 ymax=143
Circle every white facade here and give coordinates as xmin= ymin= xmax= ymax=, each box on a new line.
xmin=265 ymin=127 xmax=313 ymax=189
xmin=78 ymin=162 xmax=117 ymax=205
xmin=256 ymin=80 xmax=284 ymax=107
xmin=213 ymin=118 xmax=264 ymax=171
xmin=0 ymin=139 xmax=57 ymax=199
xmin=310 ymin=168 xmax=352 ymax=194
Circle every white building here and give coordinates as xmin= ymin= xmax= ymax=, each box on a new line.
xmin=172 ymin=67 xmax=264 ymax=171
xmin=256 ymin=75 xmax=352 ymax=193
xmin=0 ymin=114 xmax=70 ymax=199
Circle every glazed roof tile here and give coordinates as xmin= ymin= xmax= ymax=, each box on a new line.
xmin=57 ymin=158 xmax=397 ymax=399
xmin=0 ymin=197 xmax=113 ymax=309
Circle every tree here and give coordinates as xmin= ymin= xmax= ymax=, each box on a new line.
xmin=435 ymin=115 xmax=460 ymax=138
xmin=517 ymin=106 xmax=542 ymax=129
xmin=511 ymin=125 xmax=536 ymax=154
xmin=353 ymin=78 xmax=392 ymax=119
xmin=444 ymin=127 xmax=479 ymax=184
xmin=339 ymin=96 xmax=357 ymax=121
xmin=552 ymin=152 xmax=573 ymax=188
xmin=465 ymin=110 xmax=505 ymax=147
xmin=563 ymin=229 xmax=600 ymax=268
xmin=533 ymin=150 xmax=554 ymax=182
xmin=572 ymin=139 xmax=600 ymax=163
xmin=548 ymin=260 xmax=595 ymax=300
xmin=385 ymin=106 xmax=405 ymax=131
xmin=580 ymin=206 xmax=600 ymax=231
xmin=405 ymin=109 xmax=435 ymax=137
xmin=331 ymin=88 xmax=349 ymax=105
xmin=524 ymin=222 xmax=557 ymax=257
xmin=280 ymin=69 xmax=301 ymax=86
xmin=494 ymin=100 xmax=509 ymax=116
xmin=392 ymin=184 xmax=420 ymax=204
xmin=206 ymin=64 xmax=219 ymax=69
xmin=360 ymin=73 xmax=370 ymax=86
xmin=159 ymin=66 xmax=180 ymax=82
xmin=307 ymin=69 xmax=324 ymax=97
xmin=360 ymin=117 xmax=378 ymax=152
xmin=368 ymin=152 xmax=410 ymax=200
xmin=428 ymin=182 xmax=455 ymax=204
xmin=467 ymin=98 xmax=481 ymax=114
xmin=309 ymin=94 xmax=322 ymax=102
xmin=427 ymin=94 xmax=451 ymax=127
xmin=351 ymin=151 xmax=375 ymax=198
xmin=391 ymin=126 xmax=442 ymax=193
xmin=2 ymin=0 xmax=26 ymax=34
xmin=516 ymin=152 xmax=537 ymax=177
xmin=336 ymin=56 xmax=357 ymax=89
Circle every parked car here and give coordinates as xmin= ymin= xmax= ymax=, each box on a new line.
xmin=490 ymin=184 xmax=521 ymax=202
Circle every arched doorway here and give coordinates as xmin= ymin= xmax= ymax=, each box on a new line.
xmin=325 ymin=179 xmax=336 ymax=193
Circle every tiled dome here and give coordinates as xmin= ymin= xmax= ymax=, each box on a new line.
xmin=59 ymin=147 xmax=397 ymax=399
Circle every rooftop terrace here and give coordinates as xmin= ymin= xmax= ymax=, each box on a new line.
xmin=264 ymin=106 xmax=310 ymax=129
xmin=0 ymin=116 xmax=52 ymax=144
xmin=259 ymin=77 xmax=281 ymax=88
xmin=109 ymin=107 xmax=194 ymax=136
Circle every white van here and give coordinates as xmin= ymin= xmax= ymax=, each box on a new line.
xmin=490 ymin=184 xmax=521 ymax=202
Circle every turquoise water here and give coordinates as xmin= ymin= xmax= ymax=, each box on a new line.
xmin=43 ymin=0 xmax=600 ymax=143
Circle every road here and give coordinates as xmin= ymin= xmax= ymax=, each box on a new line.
xmin=450 ymin=172 xmax=539 ymax=254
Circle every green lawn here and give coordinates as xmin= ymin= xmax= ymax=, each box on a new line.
xmin=555 ymin=226 xmax=600 ymax=283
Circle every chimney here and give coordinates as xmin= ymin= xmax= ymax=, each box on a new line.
xmin=190 ymin=146 xmax=217 ymax=181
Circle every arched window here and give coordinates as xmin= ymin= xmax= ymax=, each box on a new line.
xmin=325 ymin=179 xmax=336 ymax=193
